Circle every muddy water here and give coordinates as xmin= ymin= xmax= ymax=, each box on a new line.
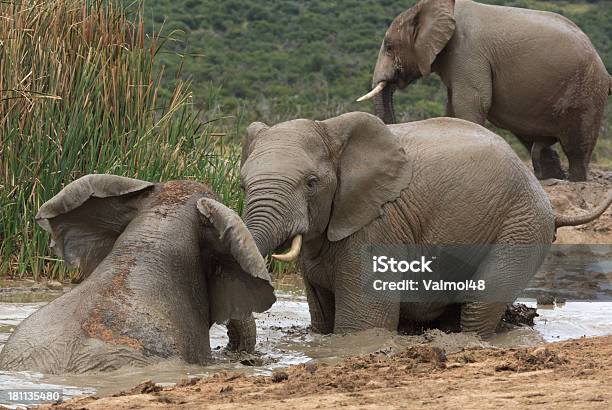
xmin=0 ymin=263 xmax=611 ymax=403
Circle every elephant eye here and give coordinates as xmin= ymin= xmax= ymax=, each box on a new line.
xmin=306 ymin=175 xmax=318 ymax=191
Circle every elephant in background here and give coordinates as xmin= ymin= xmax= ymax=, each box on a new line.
xmin=0 ymin=175 xmax=275 ymax=374
xmin=240 ymin=112 xmax=612 ymax=338
xmin=359 ymin=0 xmax=611 ymax=182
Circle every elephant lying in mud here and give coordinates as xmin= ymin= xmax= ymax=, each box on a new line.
xmin=0 ymin=175 xmax=275 ymax=374
xmin=359 ymin=0 xmax=611 ymax=181
xmin=240 ymin=112 xmax=612 ymax=338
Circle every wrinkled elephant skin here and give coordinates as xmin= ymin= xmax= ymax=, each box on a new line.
xmin=0 ymin=175 xmax=275 ymax=374
xmin=365 ymin=0 xmax=611 ymax=182
xmin=240 ymin=112 xmax=612 ymax=339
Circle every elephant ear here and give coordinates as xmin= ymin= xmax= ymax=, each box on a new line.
xmin=197 ymin=198 xmax=276 ymax=323
xmin=36 ymin=174 xmax=154 ymax=282
xmin=321 ymin=112 xmax=412 ymax=242
xmin=412 ymin=0 xmax=455 ymax=77
xmin=241 ymin=121 xmax=269 ymax=167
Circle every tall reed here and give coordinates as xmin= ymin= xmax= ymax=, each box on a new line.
xmin=0 ymin=0 xmax=242 ymax=280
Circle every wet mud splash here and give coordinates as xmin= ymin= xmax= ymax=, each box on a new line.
xmin=2 ymin=286 xmax=610 ymax=403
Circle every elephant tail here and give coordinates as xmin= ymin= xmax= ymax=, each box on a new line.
xmin=554 ymin=190 xmax=612 ymax=228
xmin=609 ymin=75 xmax=612 ymax=95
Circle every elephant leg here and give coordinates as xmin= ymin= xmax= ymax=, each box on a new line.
xmin=531 ymin=144 xmax=544 ymax=178
xmin=434 ymin=304 xmax=462 ymax=333
xmin=532 ymin=142 xmax=565 ymax=180
xmin=559 ymin=136 xmax=593 ymax=182
xmin=334 ymin=295 xmax=399 ymax=333
xmin=304 ymin=279 xmax=335 ymax=334
xmin=226 ymin=316 xmax=256 ymax=353
xmin=460 ymin=243 xmax=547 ymax=339
xmin=518 ymin=136 xmax=565 ymax=180
xmin=558 ymin=102 xmax=603 ymax=182
xmin=333 ymin=266 xmax=400 ymax=333
xmin=461 ymin=302 xmax=507 ymax=339
xmin=539 ymin=145 xmax=565 ymax=180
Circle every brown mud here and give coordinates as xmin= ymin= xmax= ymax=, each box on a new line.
xmin=47 ymin=335 xmax=611 ymax=409
xmin=543 ymin=167 xmax=611 ymax=244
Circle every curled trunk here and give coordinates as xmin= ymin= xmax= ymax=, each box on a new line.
xmin=373 ymin=85 xmax=397 ymax=124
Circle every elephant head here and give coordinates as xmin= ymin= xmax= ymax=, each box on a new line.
xmin=0 ymin=174 xmax=274 ymax=373
xmin=240 ymin=112 xmax=411 ymax=260
xmin=357 ymin=0 xmax=456 ymax=123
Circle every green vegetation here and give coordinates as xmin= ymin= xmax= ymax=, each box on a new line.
xmin=1 ymin=0 xmax=610 ymax=279
xmin=142 ymin=0 xmax=611 ymax=161
xmin=0 ymin=0 xmax=242 ymax=279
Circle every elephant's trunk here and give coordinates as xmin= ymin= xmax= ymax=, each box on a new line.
xmin=243 ymin=183 xmax=305 ymax=259
xmin=245 ymin=211 xmax=281 ymax=257
xmin=373 ymin=84 xmax=397 ymax=124
xmin=244 ymin=201 xmax=292 ymax=258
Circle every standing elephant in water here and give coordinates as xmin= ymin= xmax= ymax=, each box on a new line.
xmin=240 ymin=112 xmax=612 ymax=338
xmin=358 ymin=0 xmax=611 ymax=181
xmin=0 ymin=175 xmax=275 ymax=374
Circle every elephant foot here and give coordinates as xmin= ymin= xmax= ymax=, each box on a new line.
xmin=561 ymin=138 xmax=592 ymax=182
xmin=226 ymin=316 xmax=257 ymax=353
xmin=304 ymin=280 xmax=335 ymax=334
xmin=568 ymin=164 xmax=588 ymax=182
xmin=539 ymin=164 xmax=567 ymax=180
xmin=460 ymin=302 xmax=507 ymax=339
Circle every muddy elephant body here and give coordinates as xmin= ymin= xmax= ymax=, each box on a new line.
xmin=363 ymin=0 xmax=611 ymax=181
xmin=0 ymin=176 xmax=275 ymax=374
xmin=240 ymin=112 xmax=612 ymax=338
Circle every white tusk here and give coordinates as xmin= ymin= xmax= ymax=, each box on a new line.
xmin=271 ymin=235 xmax=302 ymax=262
xmin=356 ymin=82 xmax=386 ymax=102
